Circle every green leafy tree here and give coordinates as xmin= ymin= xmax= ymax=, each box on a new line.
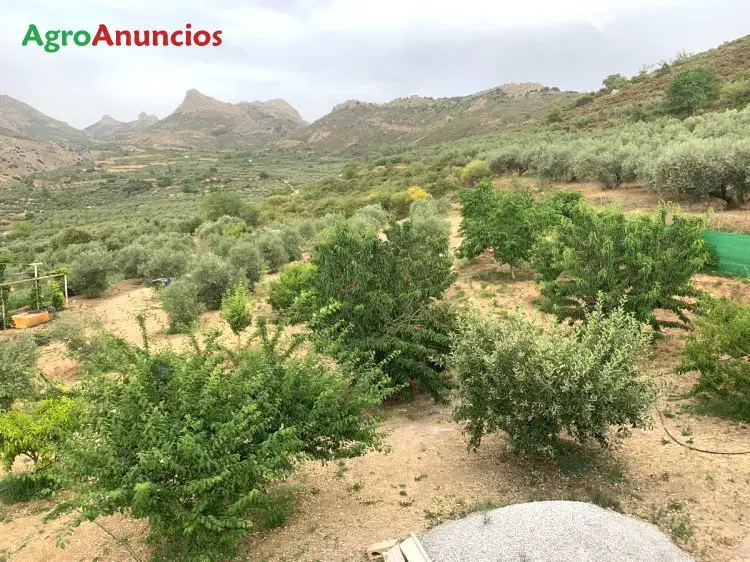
xmin=533 ymin=203 xmax=708 ymax=329
xmin=458 ymin=179 xmax=547 ymax=279
xmin=60 ymin=322 xmax=389 ymax=560
xmin=138 ymin=248 xmax=192 ymax=281
xmin=305 ymin=218 xmax=457 ymax=399
xmin=677 ymin=296 xmax=750 ymax=421
xmin=69 ymin=248 xmax=110 ymax=298
xmin=646 ymin=139 xmax=748 ymax=209
xmin=0 ymin=396 xmax=79 ymax=470
xmin=227 ymin=239 xmax=265 ymax=286
xmin=451 ymin=304 xmax=654 ymax=455
xmin=201 ymin=192 xmax=259 ymax=227
xmin=666 ymin=68 xmax=721 ymax=116
xmin=190 ymin=254 xmax=244 ymax=311
xmin=221 ymin=282 xmax=252 ymax=341
xmin=160 ymin=279 xmax=204 ymax=334
xmin=459 ymin=160 xmax=492 ymax=187
xmin=256 ymin=233 xmax=290 ymax=273
xmin=0 ymin=333 xmax=38 ymax=411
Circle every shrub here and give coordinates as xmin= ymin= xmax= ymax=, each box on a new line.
xmin=572 ymin=93 xmax=595 ymax=107
xmin=190 ymin=254 xmax=243 ymax=311
xmin=202 ymin=191 xmax=249 ymax=222
xmin=409 ymin=196 xmax=451 ymax=219
xmin=451 ymin=304 xmax=654 ymax=455
xmin=677 ymin=297 xmax=750 ymax=421
xmin=533 ymin=203 xmax=708 ymax=329
xmin=51 ymin=228 xmax=93 ymax=250
xmin=381 ymin=190 xmax=413 ymax=219
xmin=721 ymin=79 xmax=750 ymax=109
xmin=459 ymin=160 xmax=492 ymax=187
xmin=602 ymin=74 xmax=628 ymax=90
xmin=220 ymin=282 xmax=252 ymax=338
xmin=458 ymin=179 xmax=547 ymax=279
xmin=116 ymin=243 xmax=149 ymax=279
xmin=306 ymin=219 xmax=457 ymax=399
xmin=666 ymin=68 xmax=721 ymax=116
xmin=160 ymin=279 xmax=204 ymax=333
xmin=0 ymin=472 xmax=59 ymax=504
xmin=546 ymin=106 xmax=564 ymax=123
xmin=228 ymin=238 xmax=264 ymax=286
xmin=256 ymin=233 xmax=289 ymax=273
xmin=280 ymin=226 xmax=304 ymax=262
xmin=138 ymin=248 xmax=192 ymax=281
xmin=69 ymin=248 xmax=110 ymax=298
xmin=268 ymin=263 xmax=317 ymax=317
xmin=61 ymin=323 xmax=389 ymax=560
xmin=0 ymin=333 xmax=38 ymax=411
xmin=195 ymin=216 xmax=247 ymax=239
xmin=488 ymin=147 xmax=531 ymax=176
xmin=350 ymin=204 xmax=391 ymax=231
xmin=201 ymin=233 xmax=235 ymax=258
xmin=541 ymin=189 xmax=585 ymax=220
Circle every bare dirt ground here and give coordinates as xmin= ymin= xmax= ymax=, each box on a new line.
xmin=2 ymin=192 xmax=750 ymax=562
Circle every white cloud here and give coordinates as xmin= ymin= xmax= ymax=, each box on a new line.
xmin=0 ymin=0 xmax=747 ymax=128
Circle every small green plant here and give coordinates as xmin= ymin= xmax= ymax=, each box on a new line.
xmin=220 ymin=282 xmax=252 ymax=342
xmin=335 ymin=461 xmax=348 ymax=478
xmin=588 ymin=487 xmax=622 ymax=512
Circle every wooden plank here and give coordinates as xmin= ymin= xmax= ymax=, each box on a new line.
xmin=383 ymin=546 xmax=406 ymax=562
xmin=367 ymin=539 xmax=399 ymax=561
xmin=399 ymin=534 xmax=432 ymax=562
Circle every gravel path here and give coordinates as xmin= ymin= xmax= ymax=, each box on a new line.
xmin=417 ymin=501 xmax=694 ymax=562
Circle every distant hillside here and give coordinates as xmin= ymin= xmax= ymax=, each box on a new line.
xmin=0 ymin=95 xmax=89 ymax=146
xmin=561 ymin=35 xmax=750 ymax=126
xmin=124 ymin=90 xmax=308 ymax=149
xmin=84 ymin=112 xmax=159 ymax=140
xmin=0 ymin=134 xmax=83 ymax=184
xmin=288 ymin=83 xmax=578 ymax=154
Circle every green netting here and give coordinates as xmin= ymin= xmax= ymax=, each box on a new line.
xmin=704 ymin=230 xmax=750 ymax=278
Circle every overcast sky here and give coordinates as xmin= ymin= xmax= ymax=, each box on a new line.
xmin=1 ymin=0 xmax=749 ymax=129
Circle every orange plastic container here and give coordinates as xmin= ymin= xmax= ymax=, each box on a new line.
xmin=12 ymin=310 xmax=50 ymax=329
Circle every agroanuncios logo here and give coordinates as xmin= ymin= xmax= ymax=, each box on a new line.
xmin=22 ymin=23 xmax=223 ymax=53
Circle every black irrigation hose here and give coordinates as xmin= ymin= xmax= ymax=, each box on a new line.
xmin=654 ymin=407 xmax=750 ymax=455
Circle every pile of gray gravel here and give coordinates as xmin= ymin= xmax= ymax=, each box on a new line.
xmin=417 ymin=501 xmax=694 ymax=562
